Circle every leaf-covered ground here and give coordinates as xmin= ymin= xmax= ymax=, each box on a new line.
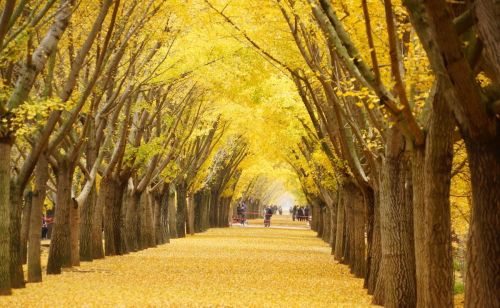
xmin=5 ymin=218 xmax=374 ymax=307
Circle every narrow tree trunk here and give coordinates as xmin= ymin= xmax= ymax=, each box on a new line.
xmin=9 ymin=183 xmax=24 ymax=287
xmin=367 ymin=185 xmax=381 ymax=294
xmin=79 ymin=186 xmax=96 ymax=261
xmin=334 ymin=191 xmax=345 ymax=262
xmin=20 ymin=189 xmax=32 ymax=265
xmin=186 ymin=194 xmax=195 ymax=235
xmin=352 ymin=184 xmax=366 ymax=278
xmin=168 ymin=185 xmax=177 ymax=239
xmin=0 ymin=141 xmax=12 ymax=294
xmin=160 ymin=190 xmax=170 ymax=243
xmin=91 ymin=177 xmax=104 ymax=259
xmin=176 ymin=182 xmax=187 ymax=237
xmin=70 ymin=196 xmax=79 ymax=266
xmin=363 ymin=186 xmax=375 ymax=289
xmin=412 ymin=145 xmax=427 ymax=308
xmin=28 ymin=154 xmax=49 ymax=282
xmin=322 ymin=206 xmax=331 ymax=243
xmin=125 ymin=190 xmax=140 ymax=252
xmin=140 ymin=191 xmax=155 ymax=249
xmin=464 ymin=137 xmax=500 ymax=308
xmin=47 ymin=159 xmax=73 ymax=274
xmin=103 ymin=178 xmax=118 ymax=256
xmin=153 ymin=192 xmax=163 ymax=245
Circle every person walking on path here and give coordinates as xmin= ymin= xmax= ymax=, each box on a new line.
xmin=240 ymin=202 xmax=247 ymax=226
xmin=264 ymin=206 xmax=273 ymax=227
xmin=292 ymin=205 xmax=298 ymax=221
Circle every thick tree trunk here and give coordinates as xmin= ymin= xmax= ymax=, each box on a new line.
xmin=47 ymin=159 xmax=73 ymax=274
xmin=0 ymin=141 xmax=12 ymax=294
xmin=380 ymin=129 xmax=416 ymax=307
xmin=424 ymin=84 xmax=454 ymax=307
xmin=28 ymin=155 xmax=49 ymax=283
xmin=464 ymin=137 xmax=500 ymax=308
xmin=176 ymin=182 xmax=187 ymax=237
xmin=20 ymin=189 xmax=32 ymax=264
xmin=317 ymin=205 xmax=324 ymax=238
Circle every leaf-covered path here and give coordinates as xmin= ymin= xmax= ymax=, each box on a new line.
xmin=4 ymin=218 xmax=374 ymax=307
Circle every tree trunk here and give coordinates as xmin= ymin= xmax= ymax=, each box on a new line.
xmin=91 ymin=176 xmax=104 ymax=259
xmin=186 ymin=194 xmax=195 ymax=235
xmin=0 ymin=141 xmax=12 ymax=294
xmin=176 ymin=181 xmax=187 ymax=237
xmin=367 ymin=185 xmax=381 ymax=294
xmin=363 ymin=186 xmax=375 ymax=289
xmin=380 ymin=128 xmax=416 ymax=307
xmin=160 ymin=190 xmax=170 ymax=244
xmin=334 ymin=192 xmax=345 ymax=262
xmin=412 ymin=145 xmax=427 ymax=308
xmin=103 ymin=177 xmax=119 ymax=256
xmin=168 ymin=185 xmax=177 ymax=239
xmin=20 ymin=189 xmax=32 ymax=265
xmin=424 ymin=82 xmax=455 ymax=307
xmin=352 ymin=184 xmax=366 ymax=278
xmin=47 ymin=159 xmax=73 ymax=274
xmin=124 ymin=190 xmax=140 ymax=252
xmin=79 ymin=186 xmax=96 ymax=261
xmin=153 ymin=192 xmax=164 ymax=245
xmin=70 ymin=195 xmax=79 ymax=266
xmin=9 ymin=182 xmax=24 ymax=288
xmin=322 ymin=206 xmax=331 ymax=243
xmin=28 ymin=154 xmax=49 ymax=283
xmin=464 ymin=137 xmax=500 ymax=308
xmin=140 ymin=191 xmax=155 ymax=249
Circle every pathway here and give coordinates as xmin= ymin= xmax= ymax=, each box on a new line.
xmin=4 ymin=219 xmax=374 ymax=307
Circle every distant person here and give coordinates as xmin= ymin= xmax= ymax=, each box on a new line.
xmin=304 ymin=206 xmax=310 ymax=222
xmin=278 ymin=206 xmax=283 ymax=215
xmin=240 ymin=202 xmax=247 ymax=225
xmin=264 ymin=206 xmax=273 ymax=227
xmin=292 ymin=205 xmax=298 ymax=221
xmin=41 ymin=216 xmax=48 ymax=239
xmin=298 ymin=207 xmax=304 ymax=221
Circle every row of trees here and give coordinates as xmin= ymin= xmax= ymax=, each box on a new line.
xmin=206 ymin=0 xmax=498 ymax=306
xmin=0 ymin=0 xmax=249 ymax=295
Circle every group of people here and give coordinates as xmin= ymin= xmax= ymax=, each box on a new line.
xmin=290 ymin=205 xmax=310 ymax=221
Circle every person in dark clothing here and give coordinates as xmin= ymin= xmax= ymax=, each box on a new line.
xmin=292 ymin=205 xmax=298 ymax=221
xmin=240 ymin=203 xmax=247 ymax=225
xmin=264 ymin=206 xmax=273 ymax=227
xmin=298 ymin=207 xmax=304 ymax=221
xmin=304 ymin=206 xmax=310 ymax=221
